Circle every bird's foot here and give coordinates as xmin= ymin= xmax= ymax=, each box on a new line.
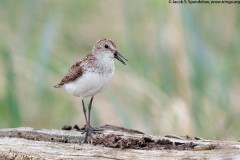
xmin=61 ymin=124 xmax=104 ymax=143
xmin=81 ymin=125 xmax=103 ymax=133
xmin=84 ymin=124 xmax=93 ymax=143
xmin=81 ymin=125 xmax=104 ymax=143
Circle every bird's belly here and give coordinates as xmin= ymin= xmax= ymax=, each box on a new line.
xmin=63 ymin=72 xmax=113 ymax=98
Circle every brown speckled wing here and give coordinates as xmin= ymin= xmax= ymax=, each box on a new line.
xmin=54 ymin=54 xmax=96 ymax=88
xmin=54 ymin=61 xmax=83 ymax=88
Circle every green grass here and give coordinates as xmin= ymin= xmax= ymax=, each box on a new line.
xmin=0 ymin=0 xmax=239 ymax=139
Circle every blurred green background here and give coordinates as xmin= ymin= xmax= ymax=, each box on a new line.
xmin=0 ymin=0 xmax=239 ymax=139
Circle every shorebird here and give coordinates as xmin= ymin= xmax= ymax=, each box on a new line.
xmin=54 ymin=38 xmax=128 ymax=142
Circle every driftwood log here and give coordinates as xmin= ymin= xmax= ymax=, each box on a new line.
xmin=0 ymin=125 xmax=240 ymax=159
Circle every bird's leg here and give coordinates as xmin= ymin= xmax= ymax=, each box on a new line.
xmin=88 ymin=96 xmax=94 ymax=128
xmin=82 ymin=97 xmax=103 ymax=142
xmin=84 ymin=96 xmax=94 ymax=142
xmin=82 ymin=100 xmax=87 ymax=124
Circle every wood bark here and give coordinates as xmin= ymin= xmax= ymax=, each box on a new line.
xmin=0 ymin=125 xmax=240 ymax=159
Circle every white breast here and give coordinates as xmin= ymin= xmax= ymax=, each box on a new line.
xmin=63 ymin=59 xmax=115 ymax=98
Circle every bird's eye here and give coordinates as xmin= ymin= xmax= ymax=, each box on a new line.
xmin=104 ymin=44 xmax=109 ymax=49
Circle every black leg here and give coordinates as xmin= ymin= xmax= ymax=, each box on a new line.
xmin=84 ymin=96 xmax=94 ymax=143
xmin=87 ymin=97 xmax=94 ymax=126
xmin=82 ymin=100 xmax=87 ymax=124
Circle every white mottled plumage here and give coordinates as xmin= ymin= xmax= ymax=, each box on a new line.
xmin=63 ymin=55 xmax=115 ymax=98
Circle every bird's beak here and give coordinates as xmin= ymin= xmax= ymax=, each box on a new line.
xmin=114 ymin=50 xmax=128 ymax=65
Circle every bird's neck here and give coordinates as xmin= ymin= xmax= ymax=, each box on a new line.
xmin=89 ymin=53 xmax=114 ymax=75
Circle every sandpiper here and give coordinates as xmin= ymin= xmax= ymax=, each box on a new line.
xmin=54 ymin=38 xmax=128 ymax=142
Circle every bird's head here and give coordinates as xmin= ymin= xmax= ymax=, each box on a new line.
xmin=92 ymin=38 xmax=128 ymax=65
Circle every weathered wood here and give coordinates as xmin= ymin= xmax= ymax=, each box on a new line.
xmin=0 ymin=126 xmax=240 ymax=159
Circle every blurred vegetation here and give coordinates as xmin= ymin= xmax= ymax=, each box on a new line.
xmin=0 ymin=0 xmax=239 ymax=139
